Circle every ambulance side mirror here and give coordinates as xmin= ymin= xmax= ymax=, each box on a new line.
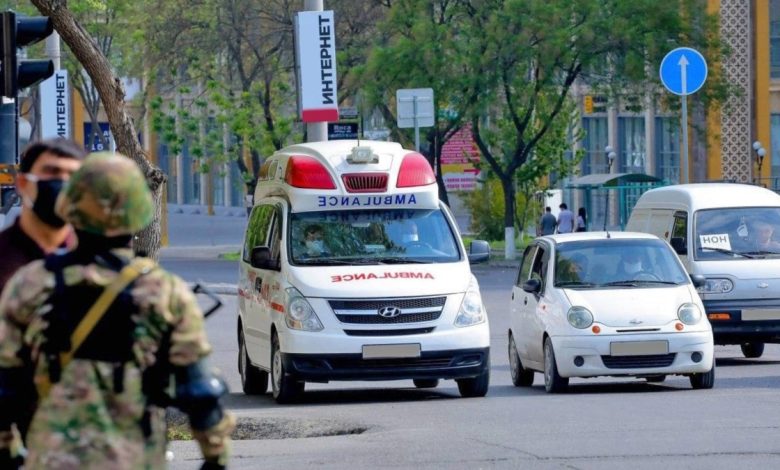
xmin=250 ymin=246 xmax=278 ymax=270
xmin=468 ymin=240 xmax=490 ymax=264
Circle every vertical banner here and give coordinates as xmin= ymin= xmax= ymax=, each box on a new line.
xmin=441 ymin=124 xmax=481 ymax=191
xmin=39 ymin=70 xmax=70 ymax=139
xmin=295 ymin=10 xmax=339 ymax=123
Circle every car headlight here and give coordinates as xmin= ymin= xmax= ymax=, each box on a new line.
xmin=697 ymin=278 xmax=733 ymax=294
xmin=454 ymin=277 xmax=486 ymax=327
xmin=567 ymin=306 xmax=593 ymax=329
xmin=678 ymin=303 xmax=702 ymax=325
xmin=285 ymin=287 xmax=323 ymax=331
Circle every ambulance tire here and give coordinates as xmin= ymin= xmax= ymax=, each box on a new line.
xmin=456 ymin=352 xmax=490 ymax=398
xmin=239 ymin=329 xmax=268 ymax=395
xmin=413 ymin=379 xmax=439 ymax=389
xmin=271 ymin=333 xmax=304 ymax=404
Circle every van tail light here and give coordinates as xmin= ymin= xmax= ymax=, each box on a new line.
xmin=396 ymin=152 xmax=436 ymax=188
xmin=285 ymin=155 xmax=336 ymax=189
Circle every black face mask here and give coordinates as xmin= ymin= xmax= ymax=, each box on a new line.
xmin=32 ymin=178 xmax=66 ymax=228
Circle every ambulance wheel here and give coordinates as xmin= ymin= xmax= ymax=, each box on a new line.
xmin=271 ymin=333 xmax=304 ymax=404
xmin=239 ymin=329 xmax=268 ymax=395
xmin=740 ymin=342 xmax=764 ymax=358
xmin=457 ymin=371 xmax=490 ymax=398
xmin=413 ymin=379 xmax=439 ymax=388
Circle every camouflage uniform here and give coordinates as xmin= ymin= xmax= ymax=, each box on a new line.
xmin=0 ymin=153 xmax=234 ymax=469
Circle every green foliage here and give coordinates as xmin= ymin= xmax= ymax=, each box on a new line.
xmin=462 ymin=176 xmax=529 ymax=241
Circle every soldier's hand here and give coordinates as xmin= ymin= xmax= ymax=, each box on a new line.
xmin=0 ymin=448 xmax=24 ymax=469
xmin=200 ymin=461 xmax=226 ymax=470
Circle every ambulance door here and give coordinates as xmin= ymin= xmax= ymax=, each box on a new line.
xmin=244 ymin=203 xmax=282 ymax=367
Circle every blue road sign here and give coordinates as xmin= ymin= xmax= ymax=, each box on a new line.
xmin=659 ymin=47 xmax=708 ymax=96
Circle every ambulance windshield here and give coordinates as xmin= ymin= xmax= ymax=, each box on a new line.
xmin=290 ymin=209 xmax=461 ymax=265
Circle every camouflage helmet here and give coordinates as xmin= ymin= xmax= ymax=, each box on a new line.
xmin=55 ymin=152 xmax=154 ymax=236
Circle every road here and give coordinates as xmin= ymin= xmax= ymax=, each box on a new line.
xmin=162 ymin=259 xmax=780 ymax=469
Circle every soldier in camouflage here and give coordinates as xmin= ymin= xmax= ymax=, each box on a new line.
xmin=0 ymin=152 xmax=235 ymax=469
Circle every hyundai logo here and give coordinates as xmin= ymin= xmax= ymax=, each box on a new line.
xmin=378 ymin=306 xmax=402 ymax=318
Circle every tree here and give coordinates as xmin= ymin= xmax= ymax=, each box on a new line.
xmin=31 ymin=0 xmax=166 ymax=259
xmin=457 ymin=0 xmax=725 ymax=258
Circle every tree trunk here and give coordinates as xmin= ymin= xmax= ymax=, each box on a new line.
xmin=500 ymin=175 xmax=516 ymax=260
xmin=32 ymin=0 xmax=166 ymax=259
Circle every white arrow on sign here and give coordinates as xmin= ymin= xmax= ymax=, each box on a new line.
xmin=678 ymin=54 xmax=689 ymax=96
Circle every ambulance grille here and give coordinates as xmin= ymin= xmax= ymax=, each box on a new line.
xmin=330 ymin=296 xmax=446 ymax=324
xmin=342 ymin=173 xmax=388 ymax=193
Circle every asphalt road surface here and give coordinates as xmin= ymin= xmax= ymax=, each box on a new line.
xmin=164 ymin=260 xmax=780 ymax=469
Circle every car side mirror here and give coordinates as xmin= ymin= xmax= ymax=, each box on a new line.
xmin=250 ymin=246 xmax=278 ymax=270
xmin=522 ymin=278 xmax=541 ymax=294
xmin=690 ymin=274 xmax=706 ymax=288
xmin=670 ymin=237 xmax=687 ymax=255
xmin=468 ymin=240 xmax=491 ymax=264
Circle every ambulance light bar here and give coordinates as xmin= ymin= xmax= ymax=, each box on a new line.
xmin=397 ymin=152 xmax=436 ymax=188
xmin=347 ymin=145 xmax=379 ymax=164
xmin=285 ymin=155 xmax=336 ymax=189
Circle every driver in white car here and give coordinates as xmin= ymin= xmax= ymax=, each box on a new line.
xmin=616 ymin=250 xmax=644 ymax=279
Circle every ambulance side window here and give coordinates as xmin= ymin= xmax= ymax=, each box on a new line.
xmin=243 ymin=204 xmax=275 ymax=263
xmin=268 ymin=205 xmax=283 ymax=267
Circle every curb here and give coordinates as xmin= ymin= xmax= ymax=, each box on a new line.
xmin=188 ymin=283 xmax=238 ymax=296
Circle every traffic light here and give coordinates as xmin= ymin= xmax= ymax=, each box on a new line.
xmin=1 ymin=11 xmax=54 ymax=98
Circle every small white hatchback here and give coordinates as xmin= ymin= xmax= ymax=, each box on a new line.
xmin=508 ymin=231 xmax=715 ymax=393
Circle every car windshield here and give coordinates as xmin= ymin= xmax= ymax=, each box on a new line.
xmin=694 ymin=207 xmax=780 ymax=260
xmin=289 ymin=209 xmax=461 ymax=265
xmin=554 ymin=239 xmax=689 ymax=288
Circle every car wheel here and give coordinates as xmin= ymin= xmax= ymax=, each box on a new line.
xmin=689 ymin=362 xmax=715 ymax=390
xmin=740 ymin=342 xmax=765 ymax=358
xmin=509 ymin=334 xmax=534 ymax=387
xmin=413 ymin=379 xmax=439 ymax=388
xmin=543 ymin=337 xmax=568 ymax=393
xmin=644 ymin=375 xmax=666 ymax=383
xmin=271 ymin=333 xmax=304 ymax=404
xmin=456 ymin=352 xmax=490 ymax=398
xmin=239 ymin=329 xmax=268 ymax=395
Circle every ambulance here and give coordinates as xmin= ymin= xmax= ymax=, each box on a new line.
xmin=237 ymin=140 xmax=491 ymax=403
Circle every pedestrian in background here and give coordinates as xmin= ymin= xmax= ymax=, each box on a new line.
xmin=0 ymin=153 xmax=234 ymax=469
xmin=0 ymin=138 xmax=86 ymax=293
xmin=557 ymin=203 xmax=575 ymax=233
xmin=576 ymin=207 xmax=588 ymax=232
xmin=538 ymin=206 xmax=557 ymax=236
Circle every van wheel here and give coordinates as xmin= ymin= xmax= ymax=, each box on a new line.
xmin=271 ymin=333 xmax=304 ymax=404
xmin=413 ymin=379 xmax=439 ymax=388
xmin=543 ymin=337 xmax=568 ymax=393
xmin=456 ymin=371 xmax=489 ymax=398
xmin=509 ymin=334 xmax=534 ymax=387
xmin=740 ymin=342 xmax=765 ymax=358
xmin=690 ymin=363 xmax=715 ymax=390
xmin=239 ymin=329 xmax=268 ymax=395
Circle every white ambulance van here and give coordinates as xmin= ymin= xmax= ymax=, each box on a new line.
xmin=237 ymin=140 xmax=491 ymax=403
xmin=627 ymin=183 xmax=780 ymax=358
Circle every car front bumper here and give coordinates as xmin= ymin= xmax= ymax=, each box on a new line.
xmin=550 ymin=331 xmax=713 ymax=378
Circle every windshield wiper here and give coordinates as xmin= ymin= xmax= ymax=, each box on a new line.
xmin=742 ymin=250 xmax=780 ymax=257
xmin=630 ymin=280 xmax=679 ymax=285
xmin=701 ymin=247 xmax=755 ymax=259
xmin=295 ymin=259 xmax=354 ymax=266
xmin=556 ymin=281 xmax=597 ymax=288
xmin=375 ymin=257 xmax=430 ymax=264
xmin=601 ymin=280 xmax=639 ymax=287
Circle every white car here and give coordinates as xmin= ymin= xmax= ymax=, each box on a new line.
xmin=508 ymin=232 xmax=715 ymax=393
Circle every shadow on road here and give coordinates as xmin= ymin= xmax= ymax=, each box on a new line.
xmin=715 ymin=357 xmax=780 ymax=367
xmin=223 ymin=386 xmax=461 ymax=409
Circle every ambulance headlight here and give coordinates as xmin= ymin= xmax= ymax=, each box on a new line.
xmin=455 ymin=278 xmax=486 ymax=327
xmin=285 ymin=288 xmax=323 ymax=331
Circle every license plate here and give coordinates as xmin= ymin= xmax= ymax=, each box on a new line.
xmin=742 ymin=309 xmax=780 ymax=321
xmin=362 ymin=344 xmax=421 ymax=359
xmin=610 ymin=340 xmax=669 ymax=356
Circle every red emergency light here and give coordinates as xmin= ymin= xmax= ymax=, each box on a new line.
xmin=396 ymin=152 xmax=436 ymax=188
xmin=285 ymin=155 xmax=336 ymax=189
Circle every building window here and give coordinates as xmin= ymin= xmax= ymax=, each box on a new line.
xmin=772 ymin=0 xmax=780 ymax=78
xmin=656 ymin=117 xmax=680 ymax=184
xmin=618 ymin=117 xmax=645 ymax=172
xmin=581 ymin=117 xmax=608 ymax=174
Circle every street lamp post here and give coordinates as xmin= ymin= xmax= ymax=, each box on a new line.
xmin=753 ymin=141 xmax=766 ymax=186
xmin=603 ymin=146 xmax=617 ymax=231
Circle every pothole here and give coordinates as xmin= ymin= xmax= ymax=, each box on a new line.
xmin=167 ymin=411 xmax=369 ymax=441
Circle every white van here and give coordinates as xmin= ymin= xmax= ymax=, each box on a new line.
xmin=626 ymin=183 xmax=780 ymax=358
xmin=237 ymin=140 xmax=491 ymax=403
